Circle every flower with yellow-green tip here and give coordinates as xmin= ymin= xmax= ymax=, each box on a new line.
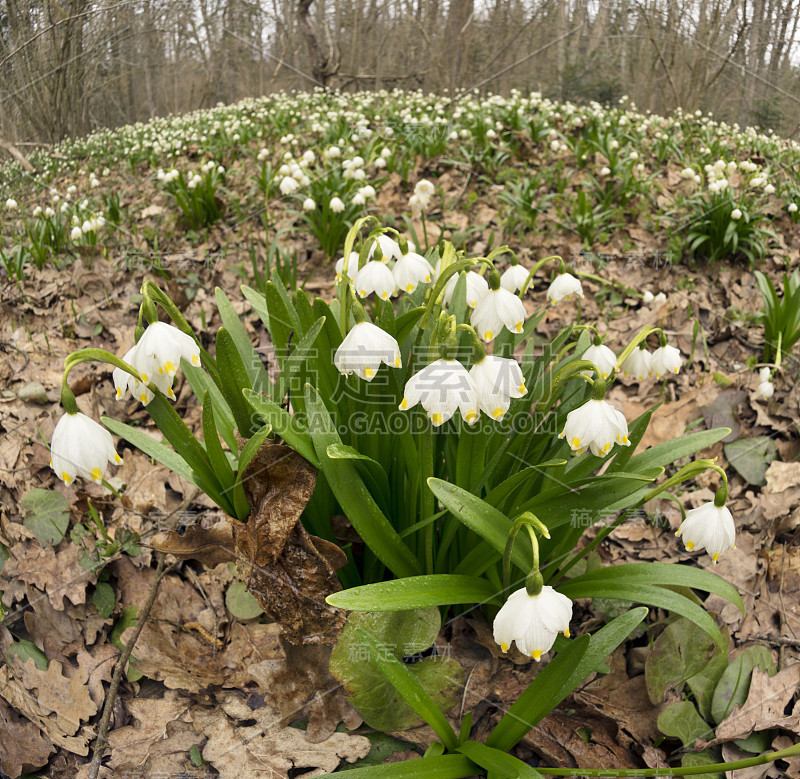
xmin=443 ymin=271 xmax=488 ymax=309
xmin=470 ymin=355 xmax=527 ymax=420
xmin=469 ymin=280 xmax=528 ymax=343
xmin=559 ymin=398 xmax=630 ymax=456
xmin=399 ymin=359 xmax=479 ymax=427
xmin=619 ymin=345 xmax=653 ymax=381
xmin=354 ymin=260 xmax=397 ymax=300
xmin=500 ymin=263 xmax=533 ymax=294
xmin=113 ymin=346 xmax=155 ymax=405
xmin=652 ymin=343 xmax=683 ymax=378
xmin=493 ymin=585 xmax=572 ymax=661
xmin=546 ymin=272 xmax=583 ymax=304
xmin=50 ymin=412 xmax=122 ymax=486
xmin=676 ymin=501 xmax=735 ymax=563
xmin=392 ymin=251 xmax=432 ymax=293
xmin=582 ymin=342 xmax=617 ymax=379
xmin=128 ymin=322 xmax=201 ymax=401
xmin=334 ymin=321 xmax=401 ymax=381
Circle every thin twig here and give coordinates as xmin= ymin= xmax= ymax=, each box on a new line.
xmin=87 ymin=554 xmax=172 ymax=779
xmin=752 ymin=633 xmax=800 ymax=649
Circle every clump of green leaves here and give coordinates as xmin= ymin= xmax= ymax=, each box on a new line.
xmin=755 ymin=268 xmax=800 ymax=363
xmin=72 ymin=499 xmax=141 ymax=573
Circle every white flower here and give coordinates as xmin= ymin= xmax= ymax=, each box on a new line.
xmin=71 ymin=226 xmax=83 ymax=241
xmin=789 ymin=203 xmax=798 ymax=213
xmin=351 ymin=192 xmax=366 ymax=206
xmin=546 ymin=273 xmax=584 ymax=304
xmin=759 ymin=367 xmax=772 ymax=382
xmin=303 ymin=197 xmax=316 ymax=211
xmin=359 ymin=185 xmax=376 ymax=199
xmin=335 ymin=251 xmax=359 ymax=283
xmin=652 ymin=344 xmax=683 ymax=378
xmin=113 ymin=347 xmax=155 ymax=405
xmin=334 ymin=321 xmax=401 ymax=381
xmin=128 ymin=322 xmax=201 ymax=400
xmin=653 ymin=292 xmax=667 ymax=303
xmin=583 ymin=343 xmax=617 ymax=379
xmin=493 ymin=586 xmax=572 ymax=661
xmin=756 ymin=380 xmax=774 ymax=400
xmin=600 ymin=166 xmax=611 ymax=176
xmin=400 ymin=359 xmax=479 ymax=426
xmin=368 ymin=234 xmax=402 ymax=262
xmin=559 ymin=398 xmax=630 ymax=456
xmin=642 ymin=290 xmax=655 ymax=304
xmin=50 ymin=412 xmax=122 ymax=486
xmin=469 ymin=356 xmax=527 ymax=420
xmin=731 ymin=208 xmax=742 ymax=220
xmin=330 ymin=196 xmax=345 ymax=213
xmin=415 ymin=179 xmax=435 ymax=197
xmin=619 ymin=348 xmax=653 ymax=381
xmin=443 ymin=271 xmax=489 ymax=308
xmin=393 ymin=252 xmax=432 ymax=293
xmin=470 ymin=287 xmax=528 ymax=342
xmin=500 ymin=264 xmax=533 ymax=294
xmin=279 ymin=176 xmax=298 ymax=194
xmin=354 ymin=261 xmax=397 ymax=300
xmin=374 ymin=156 xmax=387 ymax=169
xmin=5 ymin=198 xmax=18 ymax=210
xmin=676 ymin=502 xmax=735 ymax=563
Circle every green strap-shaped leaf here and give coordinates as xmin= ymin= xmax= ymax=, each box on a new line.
xmin=201 ymin=392 xmax=237 ymax=490
xmin=182 ymin=359 xmax=237 ymax=451
xmin=625 ymin=427 xmax=731 ymax=474
xmin=317 ymin=754 xmax=479 ymax=778
xmin=244 ymin=389 xmax=318 ymax=466
xmin=274 ymin=315 xmax=326 ymax=404
xmin=327 ymin=575 xmax=500 ymax=611
xmin=488 ymin=608 xmax=647 ymax=751
xmin=354 ymin=627 xmax=458 ymax=751
xmin=457 ymin=741 xmax=544 ymax=778
xmin=231 ymin=423 xmax=273 ymax=519
xmin=305 ymin=384 xmax=421 ymax=578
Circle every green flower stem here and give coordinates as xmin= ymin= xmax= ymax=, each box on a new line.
xmin=517 ymin=254 xmax=562 ymax=299
xmin=419 ymin=256 xmax=479 ymax=331
xmin=455 ymin=323 xmax=486 ymax=363
xmin=421 ymin=211 xmax=429 ymax=252
xmin=615 ymin=326 xmax=657 ymax=373
xmin=502 ymin=513 xmax=549 ymax=596
xmin=538 ymin=740 xmax=800 ymax=776
xmin=535 ymin=359 xmax=598 ymax=413
xmin=421 ymin=421 xmax=436 ymax=574
xmin=576 ymin=270 xmax=638 ymax=298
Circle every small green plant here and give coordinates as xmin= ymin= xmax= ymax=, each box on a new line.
xmin=755 ymin=268 xmax=800 ymax=363
xmin=159 ymin=162 xmax=225 ymax=229
xmin=71 ymin=499 xmax=141 ymax=573
xmin=498 ymin=176 xmax=553 ymax=235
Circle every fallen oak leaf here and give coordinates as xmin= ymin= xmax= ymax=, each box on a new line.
xmin=147 ymin=520 xmax=236 ymax=567
xmin=0 ymin=697 xmax=55 ymax=778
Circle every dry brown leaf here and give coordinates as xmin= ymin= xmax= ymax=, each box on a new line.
xmin=0 ymin=697 xmax=55 ymax=777
xmin=715 ymin=663 xmax=800 ymax=742
xmin=192 ymin=700 xmax=370 ymax=778
xmin=234 ymin=441 xmax=345 ymax=645
xmin=148 ymin=519 xmax=236 ymax=567
xmin=23 ymin=583 xmax=85 ymax=661
xmin=114 ymin=720 xmax=208 ymax=777
xmin=73 ymin=644 xmax=119 ymax=707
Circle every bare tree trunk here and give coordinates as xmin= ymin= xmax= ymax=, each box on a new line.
xmin=297 ymin=0 xmax=340 ymax=86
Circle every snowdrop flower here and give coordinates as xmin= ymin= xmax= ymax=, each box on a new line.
xmin=352 ymin=192 xmax=366 ymax=206
xmin=599 ymin=166 xmax=611 ymax=176
xmin=5 ymin=198 xmax=18 ymax=209
xmin=71 ymin=226 xmax=83 ymax=242
xmin=359 ymin=185 xmax=376 ymax=199
xmin=302 ymin=150 xmax=315 ymax=165
xmin=559 ymin=397 xmax=630 ymax=456
xmin=443 ymin=271 xmax=489 ymax=308
xmin=354 ymin=261 xmax=397 ymax=300
xmin=676 ymin=501 xmax=735 ymax=563
xmin=583 ymin=343 xmax=617 ymax=379
xmin=756 ymin=380 xmax=774 ymax=400
xmin=50 ymin=412 xmax=122 ymax=486
xmin=45 ymin=207 xmax=55 ymax=218
xmin=32 ymin=206 xmax=42 ymax=217
xmin=335 ymin=252 xmax=359 ymax=283
xmin=619 ymin=346 xmax=653 ymax=381
xmin=128 ymin=322 xmax=201 ymax=400
xmin=642 ymin=290 xmax=655 ymax=304
xmin=546 ymin=273 xmax=583 ymax=304
xmin=652 ymin=343 xmax=683 ymax=378
xmin=400 ymin=358 xmax=479 ymax=426
xmin=113 ymin=347 xmax=155 ymax=405
xmin=789 ymin=203 xmax=798 ymax=213
xmin=330 ymin=197 xmax=345 ymax=213
xmin=279 ymin=176 xmax=298 ymax=194
xmin=374 ymin=157 xmax=387 ymax=169
xmin=303 ymin=197 xmax=316 ymax=211
xmin=469 ymin=356 xmax=526 ymax=420
xmin=393 ymin=251 xmax=432 ymax=293
xmin=368 ymin=234 xmax=402 ymax=262
xmin=500 ymin=263 xmax=533 ymax=294
xmin=731 ymin=208 xmax=742 ymax=220
xmin=470 ymin=283 xmax=527 ymax=342
xmin=415 ymin=179 xmax=435 ymax=198
xmin=334 ymin=321 xmax=401 ymax=381
xmin=493 ymin=586 xmax=572 ymax=661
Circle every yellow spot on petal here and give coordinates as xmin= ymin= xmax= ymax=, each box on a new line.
xmin=62 ymin=471 xmax=72 ymax=484
xmin=158 ymin=367 xmax=164 ymax=375
xmin=484 ymin=330 xmax=493 ymax=341
xmin=712 ymin=553 xmax=720 ymax=563
xmin=50 ymin=458 xmax=53 ymax=467
xmin=359 ymin=289 xmax=367 ymax=297
xmin=519 ymin=382 xmax=526 ymax=394
xmin=564 ymin=628 xmax=570 ymax=637
xmin=602 ymin=443 xmax=611 ymax=454
xmin=492 ymin=407 xmax=504 ymax=420
xmin=364 ymin=367 xmax=375 ymax=379
xmin=570 ymin=436 xmax=581 ymax=449
xmin=400 ymin=398 xmax=408 ymax=410
xmin=655 ymin=372 xmax=663 ymax=379
xmin=114 ymin=453 xmax=121 ymax=464
xmin=394 ymin=357 xmax=401 ymax=367
xmin=116 ymin=387 xmax=122 ymax=398
xmin=465 ymin=410 xmax=478 ymax=423
xmin=141 ymin=372 xmax=149 ymax=383
xmin=686 ymin=541 xmax=695 ymax=551
xmin=192 ymin=354 xmax=200 ymax=365
xmin=532 ymin=650 xmax=542 ymax=661
xmin=501 ymin=642 xmax=508 ymax=653
xmin=140 ymin=393 xmax=148 ymax=403
xmin=90 ymin=467 xmax=102 ymax=482
xmin=432 ymin=412 xmax=443 ymax=425
xmin=425 ymin=274 xmax=431 ymax=282
xmin=515 ymin=321 xmax=523 ymax=333
xmin=673 ymin=366 xmax=679 ymax=373
xmin=381 ymin=292 xmax=389 ymax=300
xmin=163 ymin=360 xmax=175 ymax=374
xmin=405 ymin=283 xmax=414 ymax=292
xmin=675 ymin=529 xmax=682 ymax=537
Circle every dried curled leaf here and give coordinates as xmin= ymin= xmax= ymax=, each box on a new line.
xmin=234 ymin=441 xmax=346 ymax=645
xmin=0 ymin=698 xmax=55 ymax=778
xmin=147 ymin=521 xmax=236 ymax=567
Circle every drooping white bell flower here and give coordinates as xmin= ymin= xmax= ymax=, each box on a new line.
xmin=651 ymin=344 xmax=683 ymax=378
xmin=500 ymin=264 xmax=533 ymax=294
xmin=470 ymin=287 xmax=528 ymax=343
xmin=368 ymin=234 xmax=403 ymax=263
xmin=619 ymin=347 xmax=653 ymax=381
xmin=50 ymin=412 xmax=122 ymax=486
xmin=279 ymin=176 xmax=298 ymax=194
xmin=469 ymin=356 xmax=527 ymax=420
xmin=675 ymin=501 xmax=735 ymax=563
xmin=756 ymin=380 xmax=774 ymax=400
xmin=442 ymin=271 xmax=489 ymax=309
xmin=335 ymin=251 xmax=359 ymax=283
xmin=302 ymin=197 xmax=316 ymax=211
xmin=354 ymin=261 xmax=397 ymax=300
xmin=330 ymin=196 xmax=345 ymax=213
xmin=493 ymin=586 xmax=572 ymax=661
xmin=113 ymin=346 xmax=155 ymax=405
xmin=582 ymin=343 xmax=617 ymax=379
xmin=399 ymin=359 xmax=479 ymax=427
xmin=392 ymin=252 xmax=432 ymax=293
xmin=334 ymin=321 xmax=401 ymax=381
xmin=128 ymin=322 xmax=201 ymax=401
xmin=559 ymin=398 xmax=630 ymax=456
xmin=546 ymin=273 xmax=584 ymax=304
